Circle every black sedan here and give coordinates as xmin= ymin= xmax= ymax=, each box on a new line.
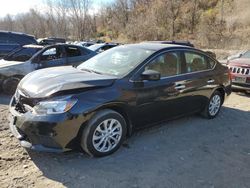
xmin=9 ymin=43 xmax=231 ymax=157
xmin=2 ymin=44 xmax=43 ymax=62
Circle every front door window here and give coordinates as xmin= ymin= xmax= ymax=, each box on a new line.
xmin=145 ymin=51 xmax=182 ymax=77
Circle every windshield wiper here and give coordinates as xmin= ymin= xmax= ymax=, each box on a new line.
xmin=91 ymin=70 xmax=103 ymax=75
xmin=80 ymin=68 xmax=103 ymax=75
xmin=80 ymin=68 xmax=92 ymax=73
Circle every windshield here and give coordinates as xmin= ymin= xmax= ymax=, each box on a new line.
xmin=4 ymin=47 xmax=41 ymax=62
xmin=88 ymin=44 xmax=104 ymax=51
xmin=241 ymin=51 xmax=250 ymax=58
xmin=77 ymin=45 xmax=154 ymax=77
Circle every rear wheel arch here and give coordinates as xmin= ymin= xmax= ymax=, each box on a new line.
xmin=201 ymin=90 xmax=223 ymax=119
xmin=214 ymin=87 xmax=225 ymax=104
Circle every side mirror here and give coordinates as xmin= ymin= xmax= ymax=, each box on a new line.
xmin=141 ymin=70 xmax=161 ymax=81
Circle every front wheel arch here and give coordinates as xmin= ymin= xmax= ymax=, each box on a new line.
xmin=80 ymin=109 xmax=127 ymax=157
xmin=100 ymin=105 xmax=133 ymax=137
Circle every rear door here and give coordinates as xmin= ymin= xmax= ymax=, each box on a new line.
xmin=65 ymin=46 xmax=92 ymax=66
xmin=181 ymin=50 xmax=218 ymax=111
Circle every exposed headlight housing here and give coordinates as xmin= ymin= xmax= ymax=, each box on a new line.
xmin=33 ymin=99 xmax=77 ymax=115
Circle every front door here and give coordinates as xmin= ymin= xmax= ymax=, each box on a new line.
xmin=130 ymin=51 xmax=191 ymax=128
xmin=35 ymin=46 xmax=66 ymax=69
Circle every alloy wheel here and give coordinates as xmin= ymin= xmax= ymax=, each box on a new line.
xmin=208 ymin=94 xmax=221 ymax=116
xmin=92 ymin=118 xmax=122 ymax=153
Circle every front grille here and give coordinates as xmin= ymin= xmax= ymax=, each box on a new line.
xmin=229 ymin=66 xmax=250 ymax=75
xmin=13 ymin=90 xmax=38 ymax=114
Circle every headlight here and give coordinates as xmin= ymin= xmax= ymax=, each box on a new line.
xmin=33 ymin=99 xmax=77 ymax=115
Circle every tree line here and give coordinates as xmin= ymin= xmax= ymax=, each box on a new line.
xmin=0 ymin=0 xmax=247 ymax=48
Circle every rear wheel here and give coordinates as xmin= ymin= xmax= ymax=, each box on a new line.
xmin=2 ymin=77 xmax=20 ymax=95
xmin=81 ymin=109 xmax=127 ymax=157
xmin=201 ymin=91 xmax=222 ymax=119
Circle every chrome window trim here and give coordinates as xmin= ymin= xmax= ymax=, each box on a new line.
xmin=130 ymin=48 xmax=217 ymax=82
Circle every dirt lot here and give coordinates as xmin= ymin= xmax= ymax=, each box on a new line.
xmin=0 ymin=92 xmax=250 ymax=188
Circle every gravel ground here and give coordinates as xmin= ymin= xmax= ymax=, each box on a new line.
xmin=0 ymin=92 xmax=250 ymax=188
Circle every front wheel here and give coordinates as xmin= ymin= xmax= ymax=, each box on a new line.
xmin=201 ymin=91 xmax=223 ymax=119
xmin=81 ymin=109 xmax=127 ymax=157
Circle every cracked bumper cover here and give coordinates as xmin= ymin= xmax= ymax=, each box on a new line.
xmin=8 ymin=97 xmax=90 ymax=152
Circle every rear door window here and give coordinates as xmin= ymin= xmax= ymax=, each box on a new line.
xmin=65 ymin=46 xmax=81 ymax=57
xmin=184 ymin=52 xmax=212 ymax=73
xmin=80 ymin=48 xmax=91 ymax=55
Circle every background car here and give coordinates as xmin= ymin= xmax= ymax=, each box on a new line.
xmin=37 ymin=37 xmax=66 ymax=45
xmin=142 ymin=40 xmax=195 ymax=47
xmin=0 ymin=44 xmax=96 ymax=94
xmin=228 ymin=51 xmax=250 ymax=92
xmin=219 ymin=50 xmax=249 ymax=65
xmin=0 ymin=31 xmax=37 ymax=59
xmin=9 ymin=43 xmax=231 ymax=157
xmin=76 ymin=41 xmax=95 ymax=47
xmin=2 ymin=44 xmax=43 ymax=62
xmin=88 ymin=43 xmax=119 ymax=53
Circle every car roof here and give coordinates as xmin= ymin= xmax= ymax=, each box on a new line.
xmin=43 ymin=43 xmax=84 ymax=48
xmin=142 ymin=40 xmax=194 ymax=47
xmin=0 ymin=30 xmax=35 ymax=38
xmin=125 ymin=43 xmax=194 ymax=51
xmin=90 ymin=43 xmax=105 ymax=47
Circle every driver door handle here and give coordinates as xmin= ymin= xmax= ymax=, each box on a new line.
xmin=207 ymin=79 xmax=215 ymax=84
xmin=175 ymin=84 xmax=186 ymax=90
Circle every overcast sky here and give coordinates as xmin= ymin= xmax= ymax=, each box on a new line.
xmin=0 ymin=0 xmax=112 ymax=17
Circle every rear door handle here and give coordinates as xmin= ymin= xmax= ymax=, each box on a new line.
xmin=175 ymin=85 xmax=186 ymax=90
xmin=207 ymin=79 xmax=215 ymax=83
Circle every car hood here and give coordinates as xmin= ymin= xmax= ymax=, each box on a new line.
xmin=18 ymin=66 xmax=117 ymax=98
xmin=0 ymin=60 xmax=32 ymax=76
xmin=229 ymin=58 xmax=250 ymax=67
xmin=0 ymin=59 xmax=26 ymax=68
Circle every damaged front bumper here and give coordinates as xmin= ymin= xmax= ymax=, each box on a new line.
xmin=8 ymin=96 xmax=87 ymax=152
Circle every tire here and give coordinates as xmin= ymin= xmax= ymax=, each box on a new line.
xmin=81 ymin=109 xmax=127 ymax=157
xmin=2 ymin=77 xmax=20 ymax=95
xmin=0 ymin=80 xmax=3 ymax=92
xmin=201 ymin=91 xmax=223 ymax=119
